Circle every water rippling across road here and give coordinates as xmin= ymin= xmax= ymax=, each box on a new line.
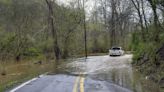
xmin=65 ymin=55 xmax=161 ymax=92
xmin=9 ymin=55 xmax=162 ymax=92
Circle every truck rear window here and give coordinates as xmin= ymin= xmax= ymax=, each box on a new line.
xmin=112 ymin=48 xmax=121 ymax=50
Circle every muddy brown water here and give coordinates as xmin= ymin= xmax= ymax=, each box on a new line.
xmin=57 ymin=55 xmax=163 ymax=92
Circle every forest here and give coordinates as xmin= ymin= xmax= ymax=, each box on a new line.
xmin=0 ymin=0 xmax=164 ymax=91
xmin=0 ymin=0 xmax=134 ymax=62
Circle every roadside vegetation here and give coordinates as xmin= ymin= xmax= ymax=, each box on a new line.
xmin=0 ymin=60 xmax=55 ymax=91
xmin=130 ymin=0 xmax=164 ymax=89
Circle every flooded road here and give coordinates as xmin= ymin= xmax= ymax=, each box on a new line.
xmin=66 ymin=54 xmax=160 ymax=92
xmin=9 ymin=54 xmax=161 ymax=92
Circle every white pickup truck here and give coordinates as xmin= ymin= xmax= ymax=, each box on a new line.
xmin=109 ymin=47 xmax=124 ymax=56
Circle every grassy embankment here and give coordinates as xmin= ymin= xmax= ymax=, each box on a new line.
xmin=132 ymin=41 xmax=164 ymax=90
xmin=0 ymin=58 xmax=56 ymax=92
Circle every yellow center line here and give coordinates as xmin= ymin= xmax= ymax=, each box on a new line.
xmin=73 ymin=76 xmax=80 ymax=92
xmin=80 ymin=77 xmax=85 ymax=92
xmin=72 ymin=72 xmax=85 ymax=92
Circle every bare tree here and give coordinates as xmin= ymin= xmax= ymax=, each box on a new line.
xmin=131 ymin=0 xmax=145 ymax=41
xmin=141 ymin=0 xmax=148 ymax=31
xmin=147 ymin=0 xmax=160 ymax=42
xmin=45 ymin=0 xmax=60 ymax=61
xmin=110 ymin=0 xmax=117 ymax=47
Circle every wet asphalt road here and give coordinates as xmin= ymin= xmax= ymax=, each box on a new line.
xmin=9 ymin=54 xmax=157 ymax=92
xmin=11 ymin=74 xmax=131 ymax=92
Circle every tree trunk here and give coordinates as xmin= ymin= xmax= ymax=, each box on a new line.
xmin=110 ymin=0 xmax=116 ymax=47
xmin=131 ymin=0 xmax=145 ymax=41
xmin=141 ymin=0 xmax=148 ymax=32
xmin=63 ymin=39 xmax=69 ymax=59
xmin=45 ymin=0 xmax=60 ymax=61
xmin=148 ymin=0 xmax=159 ymax=42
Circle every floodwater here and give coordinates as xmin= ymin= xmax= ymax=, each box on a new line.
xmin=9 ymin=55 xmax=162 ymax=92
xmin=64 ymin=55 xmax=162 ymax=92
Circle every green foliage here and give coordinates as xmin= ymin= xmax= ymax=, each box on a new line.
xmin=130 ymin=32 xmax=140 ymax=51
xmin=131 ymin=23 xmax=164 ymax=84
xmin=23 ymin=47 xmax=41 ymax=56
xmin=132 ymin=42 xmax=156 ymax=61
xmin=0 ymin=0 xmax=11 ymax=4
xmin=0 ymin=0 xmax=85 ymax=60
xmin=0 ymin=0 xmax=132 ymax=61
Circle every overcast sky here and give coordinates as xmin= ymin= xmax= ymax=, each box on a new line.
xmin=56 ymin=0 xmax=95 ymax=16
